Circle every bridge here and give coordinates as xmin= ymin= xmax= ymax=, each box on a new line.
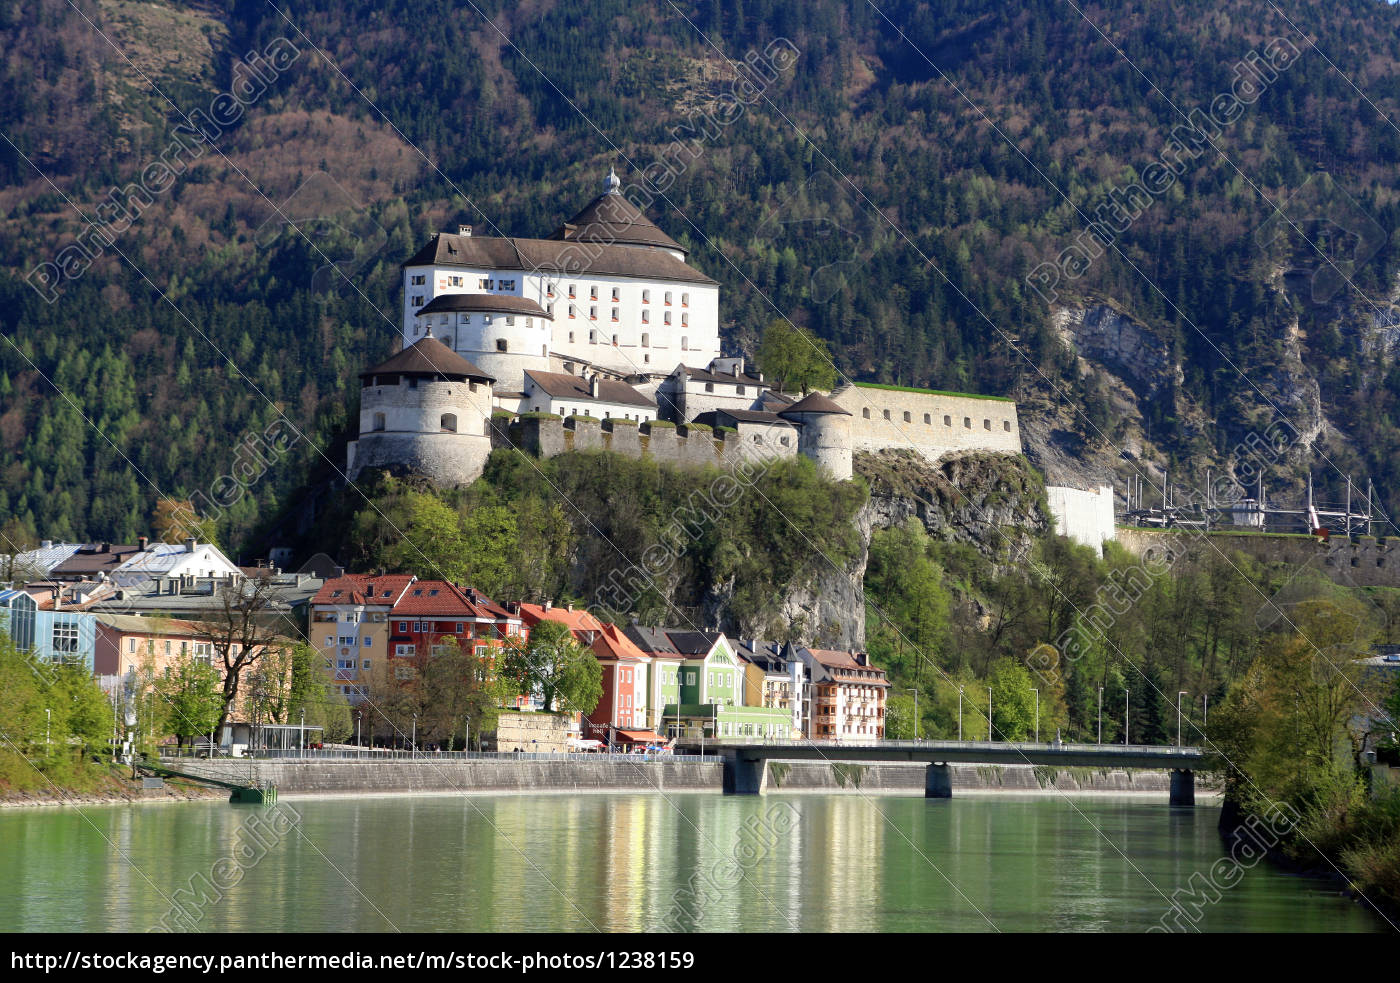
xmin=680 ymin=740 xmax=1206 ymax=805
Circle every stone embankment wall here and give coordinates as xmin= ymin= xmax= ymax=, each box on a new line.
xmin=491 ymin=712 xmax=573 ymax=753
xmin=169 ymin=758 xmax=725 ymax=795
xmin=168 ymin=758 xmax=1179 ymax=797
xmin=765 ymin=762 xmax=1176 ymax=794
xmin=1115 ymin=527 xmax=1400 ymax=588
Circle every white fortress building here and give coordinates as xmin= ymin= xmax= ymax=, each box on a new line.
xmin=400 ymin=168 xmax=720 ymax=390
xmin=350 ymin=168 xmax=1107 ymax=551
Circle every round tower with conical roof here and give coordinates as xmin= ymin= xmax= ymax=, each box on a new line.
xmin=778 ymin=392 xmax=853 ymax=480
xmin=347 ymin=334 xmax=496 ymax=486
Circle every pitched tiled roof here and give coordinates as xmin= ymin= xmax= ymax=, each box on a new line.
xmin=416 ymin=293 xmax=550 ymax=318
xmin=713 ymin=409 xmax=794 ymax=426
xmin=393 ymin=581 xmax=482 ymax=617
xmin=50 ymin=544 xmax=143 ymax=577
xmin=778 ymin=392 xmax=852 ymax=417
xmin=590 ymin=623 xmax=649 ymax=663
xmin=551 ymin=189 xmax=687 ymax=254
xmin=518 ymin=603 xmax=606 ymax=634
xmin=401 ymin=233 xmax=715 ymax=284
xmin=523 ymin=370 xmax=656 ymax=408
xmin=312 ymin=574 xmax=416 ymax=606
xmin=360 ymin=337 xmax=495 ymax=382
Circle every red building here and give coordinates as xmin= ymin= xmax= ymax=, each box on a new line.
xmin=389 ymin=581 xmax=524 ymax=662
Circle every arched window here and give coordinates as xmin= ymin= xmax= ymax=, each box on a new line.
xmin=373 ymin=412 xmax=386 ymax=431
xmin=441 ymin=413 xmax=458 ymax=433
xmin=882 ymin=409 xmax=891 ymax=420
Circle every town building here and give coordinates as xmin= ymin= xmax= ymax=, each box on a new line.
xmin=0 ymin=588 xmax=97 ymax=670
xmin=309 ymin=574 xmax=417 ymax=704
xmin=794 ymin=646 xmax=889 ymax=742
xmin=518 ymin=370 xmax=658 ymax=422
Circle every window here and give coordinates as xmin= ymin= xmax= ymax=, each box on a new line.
xmin=1004 ymin=420 xmax=1012 ymax=432
xmin=862 ymin=407 xmax=870 ymax=419
xmin=363 ymin=637 xmax=372 ymax=647
xmin=455 ymin=623 xmax=464 ymax=634
xmin=500 ymin=279 xmax=516 ymax=291
xmin=52 ymin=621 xmax=79 ymax=654
xmin=611 ymin=287 xmax=620 ymax=301
xmin=664 ymin=312 xmax=672 ymax=325
xmin=411 ymin=274 xmax=425 ymax=285
xmin=496 ymin=338 xmax=508 ymax=352
xmin=883 ymin=409 xmax=891 ymax=420
xmin=568 ymin=283 xmax=576 ymax=298
xmin=450 ymin=275 xmax=463 ymax=287
xmin=441 ymin=413 xmax=458 ymax=432
xmin=611 ymin=307 xmax=619 ymax=321
xmin=681 ymin=336 xmax=688 ymax=350
xmin=569 ymin=304 xmax=576 ymax=319
xmin=590 ymin=285 xmax=598 ymax=300
xmin=944 ymin=415 xmax=951 ymax=426
xmin=642 ymin=309 xmax=650 ymax=323
xmin=411 ymin=295 xmax=423 ymax=306
xmin=338 ymin=636 xmax=356 ymax=646
xmin=506 ymin=316 xmax=515 ymax=326
xmin=395 ymin=665 xmax=416 ymax=680
xmin=362 ymin=659 xmax=371 ymax=669
xmin=664 ymin=291 xmax=672 ymax=305
xmin=705 ymin=382 xmax=714 ymax=392
xmin=128 ymin=638 xmax=136 ymax=653
xmin=642 ymin=289 xmax=651 ymax=303
xmin=641 ymin=332 xmax=649 ymax=347
xmin=589 ymin=306 xmax=597 ymax=320
xmin=547 ymin=282 xmax=556 ymax=297
xmin=984 ymin=419 xmax=991 ymax=430
xmin=964 ymin=417 xmax=971 ymax=428
xmin=398 ymin=622 xmax=407 ymax=633
xmin=682 ymin=292 xmax=689 ymax=306
xmin=395 ymin=644 xmax=416 ymax=657
xmin=589 ymin=329 xmax=597 ymax=343
xmin=681 ymin=313 xmax=688 ymax=326
xmin=904 ymin=411 xmax=912 ymax=422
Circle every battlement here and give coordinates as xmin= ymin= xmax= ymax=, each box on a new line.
xmin=501 ymin=415 xmax=798 ymax=471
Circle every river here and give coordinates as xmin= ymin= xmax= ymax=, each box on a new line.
xmin=0 ymin=792 xmax=1384 ymax=932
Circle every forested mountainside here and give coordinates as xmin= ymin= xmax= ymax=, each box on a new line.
xmin=6 ymin=0 xmax=1400 ymax=550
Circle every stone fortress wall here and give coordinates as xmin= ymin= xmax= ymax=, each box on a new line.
xmin=829 ymin=383 xmax=1023 ymax=461
xmin=500 ymin=416 xmax=799 ymax=472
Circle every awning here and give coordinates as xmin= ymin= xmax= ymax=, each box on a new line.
xmin=614 ymin=730 xmax=666 ymax=744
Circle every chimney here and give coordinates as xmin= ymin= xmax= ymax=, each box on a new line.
xmin=543 ymin=599 xmax=552 ymax=611
xmin=854 ymin=651 xmax=868 ymax=667
xmin=137 ymin=536 xmax=148 ymax=551
xmin=184 ymin=537 xmax=197 ymax=554
xmin=51 ymin=589 xmax=61 ymax=611
xmin=101 ymin=542 xmax=110 ymax=554
xmin=589 ymin=374 xmax=600 ymax=399
xmin=458 ymin=224 xmax=473 ymax=237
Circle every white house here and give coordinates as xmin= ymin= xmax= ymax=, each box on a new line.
xmin=519 ymin=370 xmax=658 ymax=422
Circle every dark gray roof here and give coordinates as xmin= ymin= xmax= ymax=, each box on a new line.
xmin=361 ymin=337 xmax=495 ymax=382
xmin=625 ymin=624 xmax=680 ymax=656
xmin=778 ymin=392 xmax=851 ymax=416
xmin=551 ymin=190 xmax=687 ymax=255
xmin=681 ymin=365 xmax=767 ymax=386
xmin=523 ymin=370 xmax=655 ymax=408
xmin=417 ymin=293 xmax=550 ymax=318
xmin=402 ymin=234 xmax=715 ymax=285
xmin=714 ymin=409 xmax=795 ymax=426
xmin=666 ymin=630 xmax=723 ymax=655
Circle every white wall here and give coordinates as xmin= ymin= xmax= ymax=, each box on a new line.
xmin=1046 ymin=485 xmax=1117 ymax=557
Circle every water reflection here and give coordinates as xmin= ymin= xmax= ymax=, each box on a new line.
xmin=0 ymin=793 xmax=1382 ymax=933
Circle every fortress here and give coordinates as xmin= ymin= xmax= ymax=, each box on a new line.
xmin=348 ymin=170 xmax=1026 ymax=488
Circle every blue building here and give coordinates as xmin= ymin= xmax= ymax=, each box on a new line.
xmin=0 ymin=590 xmax=98 ymax=672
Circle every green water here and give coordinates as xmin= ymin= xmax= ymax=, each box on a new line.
xmin=0 ymin=793 xmax=1386 ymax=933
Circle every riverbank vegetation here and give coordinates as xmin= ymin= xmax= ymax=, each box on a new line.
xmin=868 ymin=520 xmax=1400 ymax=911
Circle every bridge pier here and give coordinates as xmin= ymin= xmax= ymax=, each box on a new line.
xmin=1170 ymin=769 xmax=1195 ymax=807
xmin=723 ymin=754 xmax=766 ymax=795
xmin=924 ymin=763 xmax=953 ymax=798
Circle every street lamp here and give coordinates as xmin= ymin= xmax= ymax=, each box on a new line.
xmin=1203 ymin=693 xmax=1209 ymax=727
xmin=988 ymin=686 xmax=993 ymax=743
xmin=905 ymin=688 xmax=920 ymax=741
xmin=1123 ymin=689 xmax=1129 ymax=746
xmin=1177 ymin=691 xmax=1187 ymax=747
xmin=1033 ymin=688 xmax=1039 ymax=743
xmin=958 ymin=687 xmax=964 ymax=741
xmin=411 ymin=712 xmax=417 ymax=758
xmin=299 ymin=707 xmax=306 ymax=755
xmin=1097 ymin=687 xmax=1103 ymax=745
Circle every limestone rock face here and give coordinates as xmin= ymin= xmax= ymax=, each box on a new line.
xmin=1052 ymin=305 xmax=1181 ymax=399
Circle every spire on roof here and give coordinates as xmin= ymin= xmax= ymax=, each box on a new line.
xmin=604 ymin=166 xmax=621 ymax=195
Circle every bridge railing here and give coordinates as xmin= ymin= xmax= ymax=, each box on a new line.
xmin=682 ymin=738 xmax=1204 ymax=756
xmin=158 ymin=748 xmax=714 ymax=763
